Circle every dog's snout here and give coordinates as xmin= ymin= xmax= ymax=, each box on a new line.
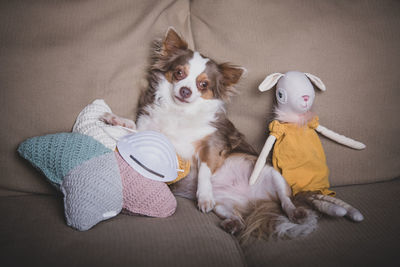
xmin=180 ymin=87 xmax=192 ymax=99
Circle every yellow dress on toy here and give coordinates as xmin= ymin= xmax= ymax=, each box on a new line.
xmin=269 ymin=116 xmax=335 ymax=196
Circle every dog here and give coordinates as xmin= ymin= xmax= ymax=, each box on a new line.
xmin=103 ymin=28 xmax=317 ymax=241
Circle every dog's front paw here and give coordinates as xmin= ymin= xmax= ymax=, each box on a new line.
xmin=197 ymin=193 xmax=215 ymax=213
xmin=101 ymin=112 xmax=136 ymax=129
xmin=101 ymin=112 xmax=119 ymax=125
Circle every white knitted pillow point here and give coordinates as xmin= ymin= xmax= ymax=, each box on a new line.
xmin=72 ymin=99 xmax=131 ymax=150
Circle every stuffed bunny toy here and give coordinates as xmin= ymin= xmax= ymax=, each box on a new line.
xmin=249 ymin=71 xmax=365 ymax=222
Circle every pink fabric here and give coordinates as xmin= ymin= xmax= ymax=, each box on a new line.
xmin=115 ymin=151 xmax=177 ymax=218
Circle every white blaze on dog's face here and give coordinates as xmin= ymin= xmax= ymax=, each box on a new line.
xmin=158 ymin=28 xmax=244 ymax=106
xmin=172 ymin=52 xmax=210 ymax=104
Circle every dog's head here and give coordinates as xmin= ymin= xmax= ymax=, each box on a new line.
xmin=153 ymin=28 xmax=245 ymax=105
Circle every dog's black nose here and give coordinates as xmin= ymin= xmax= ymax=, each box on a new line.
xmin=179 ymin=87 xmax=192 ymax=99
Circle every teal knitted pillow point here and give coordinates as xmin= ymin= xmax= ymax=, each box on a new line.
xmin=18 ymin=133 xmax=123 ymax=231
xmin=18 ymin=133 xmax=111 ymax=187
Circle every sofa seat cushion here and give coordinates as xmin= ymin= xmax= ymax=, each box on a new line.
xmin=0 ymin=195 xmax=246 ymax=267
xmin=242 ymin=178 xmax=400 ymax=267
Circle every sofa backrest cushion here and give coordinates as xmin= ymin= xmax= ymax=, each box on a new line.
xmin=1 ymin=0 xmax=399 ymax=194
xmin=190 ymin=0 xmax=400 ymax=187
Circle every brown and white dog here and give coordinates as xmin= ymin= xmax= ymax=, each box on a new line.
xmin=103 ymin=28 xmax=317 ymax=241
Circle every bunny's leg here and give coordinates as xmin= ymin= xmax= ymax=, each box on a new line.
xmin=307 ymin=195 xmax=347 ymax=217
xmin=311 ymin=194 xmax=364 ymax=222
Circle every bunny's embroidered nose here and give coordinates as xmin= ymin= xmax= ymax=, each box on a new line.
xmin=302 ymin=95 xmax=310 ymax=102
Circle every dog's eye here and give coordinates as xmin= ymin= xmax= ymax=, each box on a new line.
xmin=199 ymin=81 xmax=208 ymax=89
xmin=174 ymin=69 xmax=185 ymax=80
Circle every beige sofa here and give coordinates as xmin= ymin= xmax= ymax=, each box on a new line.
xmin=1 ymin=1 xmax=399 ymax=266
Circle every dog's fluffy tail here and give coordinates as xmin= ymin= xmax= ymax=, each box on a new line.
xmin=239 ymin=199 xmax=318 ymax=243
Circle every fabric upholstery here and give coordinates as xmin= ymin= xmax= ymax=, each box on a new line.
xmin=1 ymin=180 xmax=398 ymax=267
xmin=0 ymin=196 xmax=246 ymax=267
xmin=242 ymin=178 xmax=400 ymax=267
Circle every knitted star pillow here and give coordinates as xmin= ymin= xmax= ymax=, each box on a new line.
xmin=73 ymin=99 xmax=178 ymax=217
xmin=18 ymin=132 xmax=177 ymax=231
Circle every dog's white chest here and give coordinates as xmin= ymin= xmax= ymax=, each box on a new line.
xmin=137 ymin=105 xmax=217 ymax=159
xmin=136 ymin=78 xmax=223 ymax=159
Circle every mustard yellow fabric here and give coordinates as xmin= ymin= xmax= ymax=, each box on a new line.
xmin=269 ymin=116 xmax=335 ymax=196
xmin=167 ymin=155 xmax=190 ymax=185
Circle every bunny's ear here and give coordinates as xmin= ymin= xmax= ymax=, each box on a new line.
xmin=305 ymin=73 xmax=326 ymax=91
xmin=258 ymin=73 xmax=285 ymax=92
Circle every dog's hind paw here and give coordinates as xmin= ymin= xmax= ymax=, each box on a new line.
xmin=221 ymin=216 xmax=245 ymax=235
xmin=287 ymin=207 xmax=309 ymax=224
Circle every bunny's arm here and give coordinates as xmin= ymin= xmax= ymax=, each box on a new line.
xmin=249 ymin=135 xmax=277 ymax=185
xmin=315 ymin=125 xmax=366 ymax=150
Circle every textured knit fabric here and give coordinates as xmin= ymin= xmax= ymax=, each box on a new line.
xmin=269 ymin=117 xmax=335 ymax=196
xmin=17 ymin=133 xmax=111 ymax=187
xmin=72 ymin=99 xmax=131 ymax=150
xmin=61 ymin=152 xmax=123 ymax=231
xmin=115 ymin=151 xmax=177 ymax=218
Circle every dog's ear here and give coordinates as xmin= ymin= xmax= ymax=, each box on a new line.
xmin=162 ymin=27 xmax=188 ymax=56
xmin=217 ymin=63 xmax=246 ymax=100
xmin=219 ymin=63 xmax=245 ymax=87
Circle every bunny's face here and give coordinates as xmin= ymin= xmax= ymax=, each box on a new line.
xmin=259 ymin=71 xmax=326 ymax=116
xmin=276 ymin=72 xmax=316 ymax=114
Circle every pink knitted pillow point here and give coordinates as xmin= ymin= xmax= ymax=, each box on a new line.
xmin=115 ymin=151 xmax=177 ymax=218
